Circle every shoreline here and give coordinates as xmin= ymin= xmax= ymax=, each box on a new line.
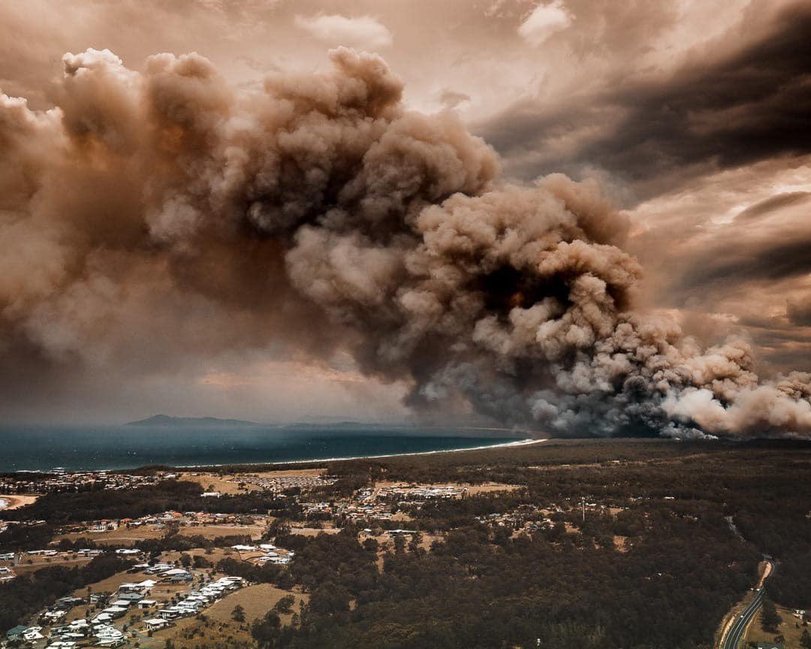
xmin=172 ymin=437 xmax=548 ymax=469
xmin=7 ymin=437 xmax=548 ymax=474
xmin=0 ymin=494 xmax=39 ymax=510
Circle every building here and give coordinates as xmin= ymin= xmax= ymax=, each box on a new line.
xmin=144 ymin=618 xmax=169 ymax=631
xmin=23 ymin=626 xmax=45 ymax=642
xmin=162 ymin=568 xmax=193 ymax=583
xmin=6 ymin=626 xmax=28 ymax=642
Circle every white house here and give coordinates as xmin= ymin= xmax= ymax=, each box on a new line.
xmin=144 ymin=618 xmax=169 ymax=631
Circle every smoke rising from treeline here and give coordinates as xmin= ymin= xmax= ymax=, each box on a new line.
xmin=1 ymin=47 xmax=809 ymax=438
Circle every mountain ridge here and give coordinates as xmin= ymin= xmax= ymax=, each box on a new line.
xmin=124 ymin=414 xmax=260 ymax=427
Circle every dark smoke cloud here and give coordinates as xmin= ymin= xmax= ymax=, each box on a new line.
xmin=787 ymin=300 xmax=811 ymax=328
xmin=1 ymin=46 xmax=810 ymax=438
xmin=734 ymin=192 xmax=811 ymax=222
xmin=655 ymin=189 xmax=811 ymax=308
xmin=477 ymin=1 xmax=811 ymax=199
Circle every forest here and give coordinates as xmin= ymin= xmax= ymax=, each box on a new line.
xmin=250 ymin=440 xmax=810 ymax=649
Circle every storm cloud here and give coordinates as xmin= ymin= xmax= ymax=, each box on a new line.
xmin=478 ymin=1 xmax=811 ymax=198
xmin=1 ymin=45 xmax=809 ymax=438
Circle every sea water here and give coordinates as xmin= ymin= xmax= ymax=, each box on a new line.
xmin=0 ymin=424 xmax=525 ymax=472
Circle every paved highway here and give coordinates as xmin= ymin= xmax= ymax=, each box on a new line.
xmin=720 ymin=561 xmax=775 ymax=649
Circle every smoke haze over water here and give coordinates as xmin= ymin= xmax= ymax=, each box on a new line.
xmin=1 ymin=44 xmax=810 ymax=438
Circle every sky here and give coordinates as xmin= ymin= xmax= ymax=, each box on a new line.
xmin=0 ymin=0 xmax=809 ymax=432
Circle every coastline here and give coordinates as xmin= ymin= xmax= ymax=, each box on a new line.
xmin=4 ymin=437 xmax=548 ymax=474
xmin=172 ymin=437 xmax=549 ymax=469
xmin=0 ymin=494 xmax=39 ymax=509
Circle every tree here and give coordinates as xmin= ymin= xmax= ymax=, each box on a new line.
xmin=761 ymin=596 xmax=780 ymax=633
xmin=193 ymin=555 xmax=211 ymax=568
xmin=251 ymin=611 xmax=281 ymax=648
xmin=232 ymin=604 xmax=246 ymax=623
xmin=274 ymin=595 xmax=295 ymax=614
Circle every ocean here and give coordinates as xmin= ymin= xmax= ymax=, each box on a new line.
xmin=0 ymin=424 xmax=526 ymax=473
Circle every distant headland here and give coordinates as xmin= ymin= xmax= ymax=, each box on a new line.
xmin=124 ymin=414 xmax=260 ymax=427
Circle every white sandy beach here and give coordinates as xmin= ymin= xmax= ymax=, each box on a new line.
xmin=0 ymin=494 xmax=39 ymax=510
xmin=176 ymin=437 xmax=549 ymax=469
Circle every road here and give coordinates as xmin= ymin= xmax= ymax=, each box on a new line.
xmin=719 ymin=560 xmax=775 ymax=649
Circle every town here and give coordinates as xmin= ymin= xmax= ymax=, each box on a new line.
xmin=1 ymin=440 xmax=810 ymax=649
xmin=0 ymin=465 xmax=531 ymax=648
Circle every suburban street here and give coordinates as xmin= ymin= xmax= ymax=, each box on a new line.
xmin=720 ymin=561 xmax=776 ymax=649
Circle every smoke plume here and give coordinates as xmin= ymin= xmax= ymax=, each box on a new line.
xmin=1 ymin=47 xmax=809 ymax=438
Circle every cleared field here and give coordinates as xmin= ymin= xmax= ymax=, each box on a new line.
xmin=141 ymin=615 xmax=252 ymax=649
xmin=466 ymin=482 xmax=524 ymax=494
xmin=161 ymin=547 xmax=232 ymax=564
xmin=250 ymin=468 xmax=326 ymax=479
xmin=180 ymin=468 xmax=327 ymax=495
xmin=56 ymin=522 xmax=266 ymax=546
xmin=179 ymin=523 xmax=267 ymax=539
xmin=206 ymin=583 xmax=308 ymax=624
xmin=56 ymin=527 xmax=167 ymax=546
xmin=180 ymin=472 xmax=259 ymax=494
xmin=744 ymin=604 xmax=807 ymax=648
xmin=13 ymin=555 xmax=91 ymax=576
xmin=373 ymin=480 xmax=522 ymax=496
xmin=288 ymin=526 xmax=341 ymax=537
xmin=71 ymin=569 xmax=150 ymax=598
xmin=135 ymin=584 xmax=307 ymax=649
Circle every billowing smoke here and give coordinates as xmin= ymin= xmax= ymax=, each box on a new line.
xmin=1 ymin=47 xmax=809 ymax=438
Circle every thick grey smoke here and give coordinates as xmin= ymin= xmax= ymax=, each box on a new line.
xmin=1 ymin=47 xmax=809 ymax=438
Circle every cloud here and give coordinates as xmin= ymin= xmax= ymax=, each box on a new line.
xmin=787 ymin=299 xmax=811 ymax=327
xmin=0 ymin=1 xmax=808 ymax=436
xmin=295 ymin=14 xmax=392 ymax=49
xmin=734 ymin=191 xmax=811 ymax=222
xmin=480 ymin=1 xmax=811 ymax=198
xmin=673 ymin=191 xmax=811 ymax=293
xmin=439 ymin=89 xmax=471 ymax=110
xmin=621 ymin=156 xmax=811 ymax=376
xmin=2 ymin=42 xmax=809 ymax=439
xmin=518 ymin=1 xmax=572 ymax=46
